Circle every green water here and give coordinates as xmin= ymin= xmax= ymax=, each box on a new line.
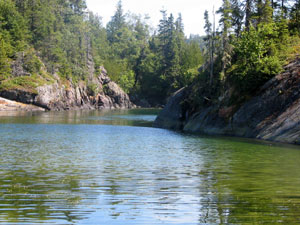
xmin=0 ymin=109 xmax=300 ymax=224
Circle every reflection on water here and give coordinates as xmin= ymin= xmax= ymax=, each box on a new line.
xmin=0 ymin=109 xmax=160 ymax=127
xmin=0 ymin=109 xmax=300 ymax=224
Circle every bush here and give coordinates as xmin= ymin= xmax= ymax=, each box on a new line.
xmin=23 ymin=49 xmax=43 ymax=74
xmin=229 ymin=24 xmax=284 ymax=94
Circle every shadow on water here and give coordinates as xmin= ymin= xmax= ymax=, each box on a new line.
xmin=0 ymin=109 xmax=300 ymax=224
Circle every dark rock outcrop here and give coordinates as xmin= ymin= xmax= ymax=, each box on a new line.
xmin=155 ymin=58 xmax=300 ymax=145
xmin=0 ymin=66 xmax=135 ymax=111
xmin=0 ymin=89 xmax=37 ymax=105
xmin=153 ymin=87 xmax=188 ymax=129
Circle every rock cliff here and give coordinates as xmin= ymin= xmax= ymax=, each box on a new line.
xmin=154 ymin=57 xmax=300 ymax=145
xmin=0 ymin=66 xmax=135 ymax=111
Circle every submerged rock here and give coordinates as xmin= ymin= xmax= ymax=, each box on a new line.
xmin=155 ymin=57 xmax=300 ymax=145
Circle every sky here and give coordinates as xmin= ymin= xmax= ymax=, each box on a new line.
xmin=85 ymin=0 xmax=223 ymax=36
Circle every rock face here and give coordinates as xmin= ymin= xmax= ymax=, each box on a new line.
xmin=0 ymin=66 xmax=135 ymax=111
xmin=153 ymin=87 xmax=188 ymax=129
xmin=155 ymin=57 xmax=300 ymax=145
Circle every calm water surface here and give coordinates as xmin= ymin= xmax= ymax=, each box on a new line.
xmin=0 ymin=109 xmax=300 ymax=224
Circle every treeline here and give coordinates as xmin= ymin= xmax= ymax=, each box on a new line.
xmin=0 ymin=0 xmax=203 ymax=105
xmin=199 ymin=0 xmax=300 ymax=106
xmin=1 ymin=0 xmax=299 ymax=106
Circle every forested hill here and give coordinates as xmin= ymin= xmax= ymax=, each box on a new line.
xmin=154 ymin=0 xmax=300 ymax=144
xmin=0 ymin=0 xmax=203 ymax=107
xmin=0 ymin=0 xmax=300 ymax=110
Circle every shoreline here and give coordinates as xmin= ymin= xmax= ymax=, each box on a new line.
xmin=0 ymin=97 xmax=45 ymax=112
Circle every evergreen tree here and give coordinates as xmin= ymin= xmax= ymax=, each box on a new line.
xmin=158 ymin=10 xmax=169 ymax=47
xmin=230 ymin=0 xmax=244 ymax=37
xmin=106 ymin=0 xmax=126 ymax=43
xmin=290 ymin=0 xmax=300 ymax=32
xmin=165 ymin=13 xmax=181 ymax=89
xmin=204 ymin=10 xmax=214 ymax=85
xmin=218 ymin=0 xmax=233 ymax=81
xmin=157 ymin=13 xmax=181 ymax=91
xmin=69 ymin=0 xmax=87 ymax=15
xmin=175 ymin=13 xmax=185 ymax=56
xmin=175 ymin=13 xmax=184 ymax=35
xmin=261 ymin=0 xmax=273 ymax=24
xmin=0 ymin=0 xmax=28 ymax=51
xmin=256 ymin=0 xmax=273 ymax=25
xmin=245 ymin=0 xmax=253 ymax=30
xmin=256 ymin=0 xmax=264 ymax=25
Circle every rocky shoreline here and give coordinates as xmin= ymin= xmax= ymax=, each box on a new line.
xmin=0 ymin=97 xmax=45 ymax=111
xmin=154 ymin=58 xmax=300 ymax=145
xmin=0 ymin=67 xmax=135 ymax=111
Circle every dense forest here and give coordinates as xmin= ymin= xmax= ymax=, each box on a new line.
xmin=196 ymin=0 xmax=300 ymax=109
xmin=0 ymin=0 xmax=299 ymax=106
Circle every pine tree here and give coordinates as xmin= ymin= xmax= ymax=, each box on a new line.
xmin=245 ymin=0 xmax=253 ymax=30
xmin=106 ymin=0 xmax=126 ymax=43
xmin=261 ymin=0 xmax=273 ymax=24
xmin=218 ymin=0 xmax=233 ymax=81
xmin=158 ymin=10 xmax=169 ymax=47
xmin=256 ymin=0 xmax=273 ymax=26
xmin=204 ymin=10 xmax=214 ymax=85
xmin=256 ymin=0 xmax=264 ymax=24
xmin=157 ymin=12 xmax=181 ymax=93
xmin=69 ymin=0 xmax=87 ymax=15
xmin=290 ymin=0 xmax=300 ymax=33
xmin=175 ymin=13 xmax=185 ymax=77
xmin=175 ymin=13 xmax=184 ymax=35
xmin=164 ymin=14 xmax=180 ymax=89
xmin=230 ymin=0 xmax=244 ymax=36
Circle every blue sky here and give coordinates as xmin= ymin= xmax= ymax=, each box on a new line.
xmin=86 ymin=0 xmax=223 ymax=36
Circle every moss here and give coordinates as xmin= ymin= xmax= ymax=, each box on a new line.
xmin=0 ymin=74 xmax=50 ymax=94
xmin=39 ymin=70 xmax=55 ymax=83
xmin=87 ymin=83 xmax=98 ymax=96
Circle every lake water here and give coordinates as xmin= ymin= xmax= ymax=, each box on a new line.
xmin=0 ymin=109 xmax=300 ymax=224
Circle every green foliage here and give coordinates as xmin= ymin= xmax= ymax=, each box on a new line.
xmin=1 ymin=0 xmax=297 ymax=108
xmin=87 ymin=83 xmax=98 ymax=96
xmin=0 ymin=0 xmax=28 ymax=52
xmin=0 ymin=74 xmax=49 ymax=93
xmin=129 ymin=10 xmax=204 ymax=103
xmin=0 ymin=0 xmax=26 ymax=81
xmin=178 ymin=41 xmax=203 ymax=87
xmin=193 ymin=0 xmax=300 ymax=108
xmin=0 ymin=37 xmax=12 ymax=81
xmin=118 ymin=70 xmax=135 ymax=93
xmin=103 ymin=58 xmax=135 ymax=94
xmin=106 ymin=0 xmax=126 ymax=43
xmin=289 ymin=0 xmax=300 ymax=33
xmin=229 ymin=24 xmax=283 ymax=93
xmin=23 ymin=49 xmax=42 ymax=73
xmin=0 ymin=0 xmax=206 ymax=105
